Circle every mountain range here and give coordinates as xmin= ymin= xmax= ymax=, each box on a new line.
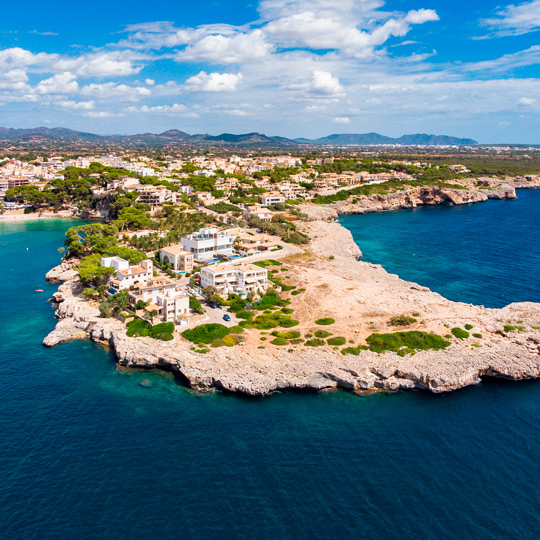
xmin=0 ymin=127 xmax=478 ymax=147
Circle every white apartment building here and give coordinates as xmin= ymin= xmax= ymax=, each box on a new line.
xmin=128 ymin=276 xmax=177 ymax=304
xmin=181 ymin=227 xmax=236 ymax=262
xmin=135 ymin=186 xmax=177 ymax=206
xmin=154 ymin=290 xmax=190 ymax=324
xmin=201 ymin=263 xmax=268 ymax=296
xmin=101 ymin=257 xmax=153 ymax=290
xmin=259 ymin=192 xmax=286 ymax=206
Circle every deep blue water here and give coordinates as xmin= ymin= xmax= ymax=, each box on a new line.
xmin=1 ymin=216 xmax=540 ymax=539
xmin=340 ymin=189 xmax=540 ymax=308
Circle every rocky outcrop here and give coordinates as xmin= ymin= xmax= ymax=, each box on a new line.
xmin=45 ymin=259 xmax=79 ymax=283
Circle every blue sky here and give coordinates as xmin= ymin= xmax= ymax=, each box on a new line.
xmin=1 ymin=0 xmax=540 ymax=142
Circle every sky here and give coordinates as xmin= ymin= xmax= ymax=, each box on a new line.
xmin=1 ymin=0 xmax=540 ymax=143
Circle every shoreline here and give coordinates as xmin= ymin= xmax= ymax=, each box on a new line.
xmin=42 ymin=187 xmax=540 ymax=396
xmin=0 ymin=212 xmax=81 ymax=222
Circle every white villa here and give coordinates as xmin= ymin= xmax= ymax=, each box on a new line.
xmin=128 ymin=276 xmax=190 ymax=324
xmin=159 ymin=245 xmax=194 ymax=273
xmin=259 ymin=192 xmax=286 ymax=206
xmin=201 ymin=263 xmax=268 ymax=296
xmin=101 ymin=257 xmax=153 ymax=290
xmin=181 ymin=227 xmax=236 ymax=262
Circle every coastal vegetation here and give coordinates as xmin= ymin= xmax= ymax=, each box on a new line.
xmin=315 ymin=318 xmax=335 ymax=326
xmin=364 ymin=331 xmax=451 ymax=356
xmin=126 ymin=319 xmax=175 ymax=341
xmin=451 ymin=327 xmax=470 ymax=340
xmin=388 ymin=315 xmax=418 ymax=327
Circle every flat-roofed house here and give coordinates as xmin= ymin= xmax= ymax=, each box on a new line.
xmin=201 ymin=263 xmax=268 ymax=296
xmin=235 ymin=233 xmax=280 ymax=256
xmin=159 ymin=245 xmax=194 ymax=273
xmin=259 ymin=192 xmax=286 ymax=206
xmin=181 ymin=227 xmax=236 ymax=262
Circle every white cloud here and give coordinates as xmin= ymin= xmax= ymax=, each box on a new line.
xmin=185 ymin=71 xmax=243 ymax=92
xmin=124 ymin=103 xmax=199 ymax=117
xmin=80 ymin=82 xmax=152 ymax=101
xmin=36 ymin=72 xmax=79 ymax=94
xmin=482 ymin=1 xmax=540 ymax=36
xmin=178 ymin=30 xmax=272 ymax=64
xmin=311 ymin=70 xmax=344 ymax=95
xmin=517 ymin=97 xmax=537 ymax=106
xmin=57 ymin=100 xmax=95 ymax=110
xmin=334 ymin=116 xmax=351 ymax=124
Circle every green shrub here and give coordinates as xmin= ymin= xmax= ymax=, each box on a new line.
xmin=281 ymin=308 xmax=294 ymax=314
xmin=504 ymin=325 xmax=526 ymax=333
xmin=271 ymin=330 xmax=301 ymax=340
xmin=253 ymin=260 xmax=282 ymax=268
xmin=465 ymin=324 xmax=474 ymax=330
xmin=366 ymin=331 xmax=451 ymax=355
xmin=305 ymin=338 xmax=324 ymax=347
xmin=315 ymin=318 xmax=335 ymax=326
xmin=229 ymin=326 xmax=244 ymax=334
xmin=237 ymin=310 xmax=254 ymax=320
xmin=250 ymin=312 xmax=299 ymax=330
xmin=270 ymin=337 xmax=289 ymax=346
xmin=182 ymin=324 xmax=230 ymax=344
xmin=472 ymin=333 xmax=483 ymax=339
xmin=189 ymin=296 xmax=205 ymax=314
xmin=451 ymin=327 xmax=470 ymax=339
xmin=388 ymin=315 xmax=417 ymax=327
xmin=314 ymin=330 xmax=332 ymax=338
xmin=342 ymin=346 xmax=369 ymax=355
xmin=126 ymin=319 xmax=174 ymax=341
xmin=327 ymin=337 xmax=346 ymax=346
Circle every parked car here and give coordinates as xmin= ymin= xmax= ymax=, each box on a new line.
xmin=223 ymin=314 xmax=231 ymax=322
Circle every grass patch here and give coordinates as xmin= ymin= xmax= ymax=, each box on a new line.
xmin=126 ymin=319 xmax=174 ymax=341
xmin=327 ymin=337 xmax=346 ymax=346
xmin=451 ymin=327 xmax=470 ymax=339
xmin=182 ymin=324 xmax=231 ymax=345
xmin=366 ymin=331 xmax=451 ymax=356
xmin=305 ymin=338 xmax=325 ymax=347
xmin=388 ymin=315 xmax=417 ymax=327
xmin=472 ymin=333 xmax=483 ymax=339
xmin=465 ymin=324 xmax=474 ymax=330
xmin=247 ymin=312 xmax=299 ymax=330
xmin=253 ymin=260 xmax=282 ymax=268
xmin=291 ymin=288 xmax=306 ymax=296
xmin=314 ymin=330 xmax=332 ymax=338
xmin=270 ymin=337 xmax=289 ymax=346
xmin=281 ymin=307 xmax=294 ymax=314
xmin=271 ymin=330 xmax=301 ymax=340
xmin=315 ymin=318 xmax=335 ymax=326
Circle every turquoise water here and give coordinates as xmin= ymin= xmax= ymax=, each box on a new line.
xmin=340 ymin=189 xmax=540 ymax=308
xmin=1 ymin=216 xmax=540 ymax=539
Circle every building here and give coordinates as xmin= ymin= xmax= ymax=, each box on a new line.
xmin=201 ymin=263 xmax=268 ymax=296
xmin=235 ymin=233 xmax=280 ymax=255
xmin=243 ymin=205 xmax=273 ymax=222
xmin=259 ymin=192 xmax=286 ymax=206
xmin=102 ymin=257 xmax=153 ymax=290
xmin=159 ymin=245 xmax=194 ymax=273
xmin=181 ymin=227 xmax=236 ymax=262
xmin=154 ymin=290 xmax=190 ymax=324
xmin=128 ymin=276 xmax=176 ymax=304
xmin=135 ymin=186 xmax=177 ymax=206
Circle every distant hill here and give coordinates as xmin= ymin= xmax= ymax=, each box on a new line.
xmin=0 ymin=127 xmax=478 ymax=147
xmin=297 ymin=133 xmax=478 ymax=146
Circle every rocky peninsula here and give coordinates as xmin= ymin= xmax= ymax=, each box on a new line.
xmin=44 ymin=181 xmax=540 ymax=396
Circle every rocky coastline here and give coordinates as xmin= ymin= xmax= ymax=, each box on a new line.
xmin=43 ymin=185 xmax=540 ymax=396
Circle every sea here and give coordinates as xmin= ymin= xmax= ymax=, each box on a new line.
xmin=1 ymin=191 xmax=540 ymax=540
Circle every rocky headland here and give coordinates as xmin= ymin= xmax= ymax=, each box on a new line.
xmin=43 ymin=184 xmax=540 ymax=396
